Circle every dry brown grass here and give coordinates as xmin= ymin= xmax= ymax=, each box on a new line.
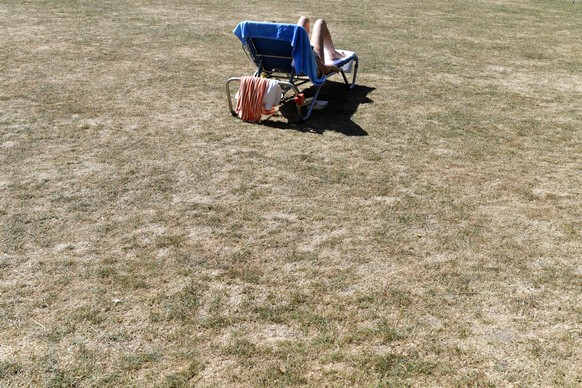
xmin=1 ymin=0 xmax=581 ymax=386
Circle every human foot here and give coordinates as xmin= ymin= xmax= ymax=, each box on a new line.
xmin=332 ymin=49 xmax=346 ymax=60
xmin=325 ymin=49 xmax=346 ymax=64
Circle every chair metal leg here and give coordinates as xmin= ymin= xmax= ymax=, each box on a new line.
xmin=340 ymin=55 xmax=358 ymax=89
xmin=302 ymin=84 xmax=323 ymax=121
xmin=225 ymin=77 xmax=239 ymax=116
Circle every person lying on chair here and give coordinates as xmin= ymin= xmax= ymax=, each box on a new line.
xmin=297 ymin=17 xmax=347 ymax=76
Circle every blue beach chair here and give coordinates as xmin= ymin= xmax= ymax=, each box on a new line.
xmin=226 ymin=21 xmax=359 ymax=121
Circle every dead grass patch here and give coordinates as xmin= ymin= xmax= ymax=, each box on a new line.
xmin=1 ymin=0 xmax=581 ymax=386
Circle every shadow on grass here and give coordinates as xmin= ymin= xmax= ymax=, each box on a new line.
xmin=262 ymin=81 xmax=375 ymax=136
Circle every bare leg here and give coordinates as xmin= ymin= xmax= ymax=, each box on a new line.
xmin=310 ymin=19 xmax=345 ymax=64
xmin=297 ymin=16 xmax=310 ymax=35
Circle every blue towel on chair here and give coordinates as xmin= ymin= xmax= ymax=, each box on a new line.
xmin=233 ymin=21 xmax=326 ymax=86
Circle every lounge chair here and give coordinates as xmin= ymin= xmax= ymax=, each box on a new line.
xmin=226 ymin=21 xmax=359 ymax=121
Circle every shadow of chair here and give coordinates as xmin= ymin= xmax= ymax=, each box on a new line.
xmin=262 ymin=81 xmax=375 ymax=136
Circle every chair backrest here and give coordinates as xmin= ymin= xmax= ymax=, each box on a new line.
xmin=245 ymin=37 xmax=294 ymax=73
xmin=233 ymin=21 xmax=325 ymax=85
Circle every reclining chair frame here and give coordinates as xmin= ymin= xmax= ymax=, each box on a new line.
xmin=227 ymin=26 xmax=359 ymax=121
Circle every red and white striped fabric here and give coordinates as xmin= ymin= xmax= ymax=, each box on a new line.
xmin=235 ymin=76 xmax=270 ymax=122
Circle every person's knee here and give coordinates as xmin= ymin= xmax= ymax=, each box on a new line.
xmin=312 ymin=19 xmax=328 ymax=30
xmin=297 ymin=16 xmax=310 ymax=34
xmin=298 ymin=16 xmax=309 ymax=24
